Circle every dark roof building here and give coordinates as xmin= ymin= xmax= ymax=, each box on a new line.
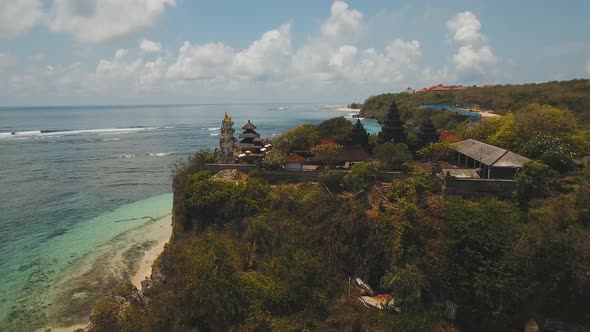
xmin=238 ymin=120 xmax=263 ymax=154
xmin=349 ymin=119 xmax=369 ymax=148
xmin=313 ymin=145 xmax=371 ymax=163
xmin=378 ymin=102 xmax=407 ymax=144
xmin=417 ymin=119 xmax=439 ymax=149
xmin=452 ymin=139 xmax=530 ymax=179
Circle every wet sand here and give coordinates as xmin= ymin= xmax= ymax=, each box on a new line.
xmin=130 ymin=214 xmax=172 ymax=289
xmin=39 ymin=214 xmax=173 ymax=332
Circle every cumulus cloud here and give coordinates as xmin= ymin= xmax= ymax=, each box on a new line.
xmin=446 ymin=11 xmax=482 ymax=45
xmin=232 ymin=23 xmax=292 ymax=80
xmin=292 ymin=1 xmax=366 ymax=81
xmin=48 ymin=0 xmax=176 ymax=42
xmin=7 ymin=1 xmax=492 ymax=103
xmin=167 ymin=42 xmax=234 ymax=80
xmin=453 ymin=45 xmax=497 ymax=72
xmin=446 ymin=11 xmax=498 ymax=79
xmin=140 ymin=39 xmax=162 ymax=53
xmin=321 ymin=1 xmax=363 ymax=43
xmin=0 ymin=0 xmax=43 ymax=38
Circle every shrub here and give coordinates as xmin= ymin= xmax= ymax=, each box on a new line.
xmin=317 ymin=117 xmax=354 ymax=143
xmin=343 ymin=162 xmax=379 ymax=192
xmin=263 ymin=149 xmax=287 ymax=169
xmin=319 ymin=170 xmax=345 ymax=193
xmin=374 ymin=143 xmax=412 ymax=168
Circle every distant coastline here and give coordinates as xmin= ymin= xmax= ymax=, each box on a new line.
xmin=320 ymin=105 xmax=361 ymax=112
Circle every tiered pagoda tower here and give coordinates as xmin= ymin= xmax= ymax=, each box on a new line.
xmin=219 ymin=113 xmax=236 ymax=163
xmin=238 ymin=120 xmax=263 ymax=154
xmin=349 ymin=119 xmax=369 ymax=148
xmin=378 ymin=101 xmax=407 ymax=144
xmin=417 ymin=119 xmax=439 ymax=149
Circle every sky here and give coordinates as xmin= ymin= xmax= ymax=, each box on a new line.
xmin=0 ymin=0 xmax=589 ymax=106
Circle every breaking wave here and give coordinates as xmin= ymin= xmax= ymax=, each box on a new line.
xmin=147 ymin=152 xmax=172 ymax=157
xmin=0 ymin=126 xmax=164 ymax=140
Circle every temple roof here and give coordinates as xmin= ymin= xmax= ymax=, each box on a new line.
xmin=313 ymin=145 xmax=371 ymax=162
xmin=242 ymin=120 xmax=256 ymax=130
xmin=239 ymin=132 xmax=260 ymax=139
xmin=238 ymin=142 xmax=262 ymax=149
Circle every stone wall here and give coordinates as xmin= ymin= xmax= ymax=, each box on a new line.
xmin=444 ymin=177 xmax=516 ymax=198
xmin=202 ymin=164 xmax=403 ymax=183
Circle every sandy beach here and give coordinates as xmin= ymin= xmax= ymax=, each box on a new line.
xmin=130 ymin=214 xmax=173 ymax=289
xmin=320 ymin=105 xmax=361 ymax=112
xmin=40 ymin=213 xmax=173 ymax=332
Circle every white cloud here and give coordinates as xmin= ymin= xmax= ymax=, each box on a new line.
xmin=10 ymin=62 xmax=90 ymax=97
xmin=446 ymin=11 xmax=482 ymax=45
xmin=446 ymin=11 xmax=498 ymax=80
xmin=321 ymin=1 xmax=363 ymax=43
xmin=386 ymin=39 xmax=422 ymax=66
xmin=232 ymin=23 xmax=292 ymax=80
xmin=7 ymin=1 xmax=506 ymax=103
xmin=167 ymin=42 xmax=234 ymax=80
xmin=96 ymin=49 xmax=143 ymax=80
xmin=453 ymin=45 xmax=497 ymax=72
xmin=48 ymin=0 xmax=176 ymax=42
xmin=140 ymin=39 xmax=162 ymax=53
xmin=292 ymin=1 xmax=366 ymax=81
xmin=0 ymin=0 xmax=43 ymax=38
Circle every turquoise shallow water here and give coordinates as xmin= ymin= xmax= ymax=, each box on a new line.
xmin=0 ymin=104 xmax=380 ymax=330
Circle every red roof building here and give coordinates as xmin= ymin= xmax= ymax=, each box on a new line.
xmin=438 ymin=130 xmax=462 ymax=143
xmin=318 ymin=137 xmax=337 ymax=145
xmin=286 ymin=153 xmax=306 ymax=164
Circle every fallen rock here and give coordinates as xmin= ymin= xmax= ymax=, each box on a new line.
xmin=212 ymin=169 xmax=244 ymax=181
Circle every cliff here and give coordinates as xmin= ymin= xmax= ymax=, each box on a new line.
xmin=84 ymin=150 xmax=590 ymax=331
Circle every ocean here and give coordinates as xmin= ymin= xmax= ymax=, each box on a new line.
xmin=0 ymin=104 xmax=381 ymax=330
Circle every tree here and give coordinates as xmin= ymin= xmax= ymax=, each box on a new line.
xmin=343 ymin=162 xmax=380 ymax=192
xmin=374 ymin=142 xmax=412 ymax=168
xmin=442 ymin=197 xmax=524 ymax=331
xmin=319 ymin=170 xmax=345 ymax=193
xmin=417 ymin=142 xmax=455 ymax=162
xmin=311 ymin=143 xmax=342 ymax=167
xmin=522 ymin=134 xmax=577 ymax=172
xmin=317 ymin=117 xmax=353 ymax=143
xmin=514 ymin=160 xmax=558 ymax=205
xmin=484 ymin=104 xmax=578 ymax=151
xmin=274 ymin=124 xmax=321 ymax=152
xmin=262 ymin=149 xmax=287 ymax=169
xmin=381 ymin=264 xmax=428 ymax=307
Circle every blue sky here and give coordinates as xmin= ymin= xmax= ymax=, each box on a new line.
xmin=0 ymin=0 xmax=589 ymax=106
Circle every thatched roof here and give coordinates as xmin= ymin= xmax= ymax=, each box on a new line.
xmin=242 ymin=120 xmax=256 ymax=130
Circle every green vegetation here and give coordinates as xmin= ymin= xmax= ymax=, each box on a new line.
xmin=274 ymin=123 xmax=320 ymax=152
xmin=360 ymin=79 xmax=590 ymax=125
xmin=262 ymin=148 xmax=286 ymax=169
xmin=373 ymin=142 xmax=412 ymax=169
xmin=463 ymin=103 xmax=587 ymax=173
xmin=88 ymin=147 xmax=590 ymax=331
xmin=88 ymin=80 xmax=590 ymax=331
xmin=317 ymin=116 xmax=353 ymax=144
